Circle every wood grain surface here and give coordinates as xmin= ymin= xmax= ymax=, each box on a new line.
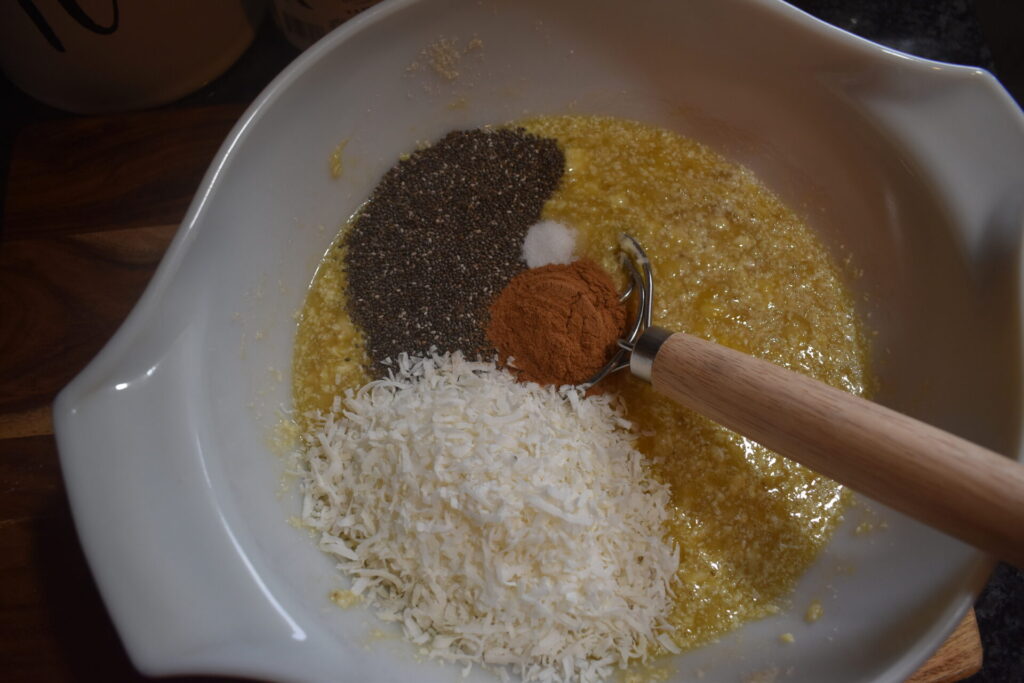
xmin=0 ymin=105 xmax=984 ymax=681
xmin=4 ymin=105 xmax=243 ymax=239
xmin=908 ymin=611 xmax=984 ymax=683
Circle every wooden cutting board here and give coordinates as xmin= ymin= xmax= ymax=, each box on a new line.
xmin=0 ymin=105 xmax=984 ymax=681
xmin=908 ymin=611 xmax=982 ymax=683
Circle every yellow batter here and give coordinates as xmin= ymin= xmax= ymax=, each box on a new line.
xmin=293 ymin=115 xmax=870 ymax=651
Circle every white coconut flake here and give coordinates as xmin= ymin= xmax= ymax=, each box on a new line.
xmin=293 ymin=352 xmax=678 ymax=683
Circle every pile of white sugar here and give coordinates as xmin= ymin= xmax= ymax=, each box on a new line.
xmin=521 ymin=219 xmax=576 ymax=268
xmin=294 ymin=353 xmax=679 ymax=683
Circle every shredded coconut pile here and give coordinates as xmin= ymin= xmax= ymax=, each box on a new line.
xmin=295 ymin=352 xmax=679 ymax=682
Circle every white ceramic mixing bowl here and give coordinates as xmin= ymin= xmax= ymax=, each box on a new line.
xmin=54 ymin=0 xmax=1024 ymax=681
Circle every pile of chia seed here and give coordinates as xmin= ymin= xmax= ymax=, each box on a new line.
xmin=343 ymin=127 xmax=564 ymax=374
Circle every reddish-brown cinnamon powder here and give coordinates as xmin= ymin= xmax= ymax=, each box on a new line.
xmin=486 ymin=259 xmax=626 ymax=386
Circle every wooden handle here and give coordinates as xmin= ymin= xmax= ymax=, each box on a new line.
xmin=649 ymin=331 xmax=1024 ymax=568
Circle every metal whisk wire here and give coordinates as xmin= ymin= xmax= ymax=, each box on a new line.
xmin=582 ymin=234 xmax=654 ymax=388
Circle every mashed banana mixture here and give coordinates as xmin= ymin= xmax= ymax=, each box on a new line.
xmin=293 ymin=115 xmax=870 ymax=651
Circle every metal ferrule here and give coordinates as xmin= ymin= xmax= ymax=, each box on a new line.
xmin=630 ymin=326 xmax=672 ymax=383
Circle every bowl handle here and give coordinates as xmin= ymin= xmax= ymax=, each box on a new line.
xmin=53 ymin=323 xmax=310 ymax=677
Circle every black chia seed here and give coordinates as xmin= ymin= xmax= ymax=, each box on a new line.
xmin=342 ymin=127 xmax=564 ymax=374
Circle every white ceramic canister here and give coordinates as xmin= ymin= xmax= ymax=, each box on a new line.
xmin=0 ymin=0 xmax=266 ymax=113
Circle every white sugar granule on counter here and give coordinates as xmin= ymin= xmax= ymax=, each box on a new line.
xmin=294 ymin=352 xmax=679 ymax=683
xmin=522 ymin=219 xmax=577 ymax=268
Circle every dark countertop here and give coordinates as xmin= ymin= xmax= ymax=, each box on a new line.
xmin=1 ymin=1 xmax=1021 ymax=681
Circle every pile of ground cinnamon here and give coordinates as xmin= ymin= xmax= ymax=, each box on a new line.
xmin=486 ymin=259 xmax=626 ymax=386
